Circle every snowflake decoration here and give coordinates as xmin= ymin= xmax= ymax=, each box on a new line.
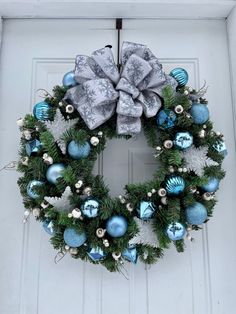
xmin=44 ymin=109 xmax=79 ymax=154
xmin=129 ymin=217 xmax=158 ymax=247
xmin=44 ymin=186 xmax=73 ymax=212
xmin=181 ymin=145 xmax=218 ymax=176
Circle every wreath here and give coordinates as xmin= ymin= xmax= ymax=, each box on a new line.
xmin=17 ymin=42 xmax=226 ymax=272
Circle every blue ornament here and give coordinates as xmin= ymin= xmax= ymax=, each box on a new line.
xmin=67 ymin=141 xmax=90 ymax=160
xmin=122 ymin=246 xmax=138 ymax=264
xmin=166 ymin=175 xmax=185 ymax=195
xmin=27 ymin=180 xmax=43 ymax=199
xmin=87 ymin=247 xmax=106 ymax=261
xmin=63 ymin=228 xmax=87 ymax=248
xmin=43 ymin=220 xmax=55 ymax=236
xmin=62 ymin=71 xmax=77 ymax=88
xmin=81 ymin=198 xmax=99 ymax=218
xmin=156 ymin=110 xmax=176 ymax=130
xmin=169 ymin=68 xmax=188 ymax=87
xmin=166 ymin=222 xmax=186 ymax=241
xmin=25 ymin=139 xmax=42 ymax=156
xmin=174 ymin=131 xmax=193 ymax=150
xmin=106 ymin=215 xmax=128 ymax=238
xmin=33 ymin=101 xmax=51 ymax=121
xmin=186 ymin=202 xmax=207 ymax=225
xmin=201 ymin=177 xmax=220 ymax=193
xmin=213 ymin=141 xmax=227 ymax=157
xmin=46 ymin=163 xmax=65 ymax=184
xmin=190 ymin=103 xmax=209 ymax=124
xmin=137 ymin=201 xmax=156 ymax=220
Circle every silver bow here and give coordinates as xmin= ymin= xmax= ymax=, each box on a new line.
xmin=65 ymin=41 xmax=177 ymax=135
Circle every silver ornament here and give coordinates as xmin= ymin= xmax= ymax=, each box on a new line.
xmin=112 ymin=252 xmax=121 ymax=260
xmin=96 ymin=228 xmax=106 ymax=238
xmin=90 ymin=136 xmax=99 ymax=146
xmin=163 ymin=140 xmax=173 ymax=149
xmin=174 ymin=105 xmax=184 ymax=114
xmin=83 ymin=187 xmax=92 ymax=196
xmin=65 ymin=104 xmax=75 ymax=113
xmin=158 ymin=188 xmax=166 ymax=197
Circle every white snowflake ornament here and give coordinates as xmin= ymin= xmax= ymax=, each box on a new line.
xmin=129 ymin=217 xmax=158 ymax=247
xmin=44 ymin=186 xmax=73 ymax=212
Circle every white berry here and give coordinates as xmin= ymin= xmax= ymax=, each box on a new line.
xmin=17 ymin=118 xmax=24 ymax=127
xmin=72 ymin=209 xmax=81 ymax=219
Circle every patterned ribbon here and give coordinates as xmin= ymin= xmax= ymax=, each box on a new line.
xmin=65 ymin=41 xmax=177 ymax=135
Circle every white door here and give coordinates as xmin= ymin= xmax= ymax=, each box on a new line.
xmin=0 ymin=18 xmax=235 ymax=314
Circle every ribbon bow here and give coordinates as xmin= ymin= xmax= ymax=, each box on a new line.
xmin=65 ymin=41 xmax=177 ymax=135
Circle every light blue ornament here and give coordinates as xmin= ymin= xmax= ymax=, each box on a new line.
xmin=43 ymin=220 xmax=55 ymax=236
xmin=67 ymin=141 xmax=90 ymax=160
xmin=166 ymin=222 xmax=186 ymax=241
xmin=122 ymin=246 xmax=138 ymax=264
xmin=213 ymin=141 xmax=227 ymax=157
xmin=87 ymin=247 xmax=106 ymax=261
xmin=27 ymin=180 xmax=43 ymax=199
xmin=25 ymin=139 xmax=42 ymax=156
xmin=156 ymin=110 xmax=176 ymax=130
xmin=165 ymin=175 xmax=185 ymax=195
xmin=174 ymin=131 xmax=193 ymax=150
xmin=106 ymin=215 xmax=128 ymax=238
xmin=186 ymin=202 xmax=207 ymax=225
xmin=81 ymin=198 xmax=99 ymax=218
xmin=63 ymin=228 xmax=87 ymax=248
xmin=46 ymin=163 xmax=65 ymax=184
xmin=137 ymin=201 xmax=156 ymax=220
xmin=190 ymin=103 xmax=209 ymax=124
xmin=62 ymin=71 xmax=77 ymax=88
xmin=201 ymin=177 xmax=220 ymax=193
xmin=169 ymin=68 xmax=188 ymax=87
xmin=33 ymin=101 xmax=51 ymax=121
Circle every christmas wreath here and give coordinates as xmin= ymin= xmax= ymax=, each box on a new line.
xmin=17 ymin=42 xmax=226 ymax=272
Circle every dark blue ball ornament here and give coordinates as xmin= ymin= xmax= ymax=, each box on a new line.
xmin=122 ymin=246 xmax=138 ymax=264
xmin=201 ymin=177 xmax=220 ymax=193
xmin=25 ymin=139 xmax=43 ymax=156
xmin=43 ymin=220 xmax=55 ymax=236
xmin=166 ymin=222 xmax=186 ymax=241
xmin=46 ymin=163 xmax=65 ymax=184
xmin=169 ymin=68 xmax=188 ymax=87
xmin=156 ymin=110 xmax=176 ymax=130
xmin=63 ymin=228 xmax=87 ymax=248
xmin=190 ymin=103 xmax=209 ymax=124
xmin=174 ymin=131 xmax=193 ymax=150
xmin=165 ymin=175 xmax=185 ymax=195
xmin=81 ymin=198 xmax=99 ymax=218
xmin=27 ymin=180 xmax=43 ymax=199
xmin=137 ymin=201 xmax=156 ymax=220
xmin=87 ymin=247 xmax=106 ymax=261
xmin=67 ymin=141 xmax=90 ymax=159
xmin=33 ymin=101 xmax=51 ymax=121
xmin=62 ymin=71 xmax=77 ymax=88
xmin=106 ymin=215 xmax=128 ymax=238
xmin=186 ymin=202 xmax=207 ymax=225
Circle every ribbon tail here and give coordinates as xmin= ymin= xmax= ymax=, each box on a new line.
xmin=117 ymin=115 xmax=141 ymax=135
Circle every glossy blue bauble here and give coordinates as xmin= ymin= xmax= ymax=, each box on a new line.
xmin=201 ymin=177 xmax=220 ymax=193
xmin=106 ymin=215 xmax=128 ymax=238
xmin=87 ymin=247 xmax=106 ymax=261
xmin=174 ymin=131 xmax=193 ymax=150
xmin=166 ymin=222 xmax=186 ymax=241
xmin=169 ymin=68 xmax=188 ymax=87
xmin=122 ymin=246 xmax=138 ymax=264
xmin=137 ymin=201 xmax=156 ymax=220
xmin=46 ymin=163 xmax=65 ymax=184
xmin=190 ymin=103 xmax=209 ymax=125
xmin=25 ymin=139 xmax=43 ymax=156
xmin=67 ymin=141 xmax=90 ymax=160
xmin=186 ymin=202 xmax=207 ymax=225
xmin=43 ymin=220 xmax=55 ymax=236
xmin=156 ymin=110 xmax=176 ymax=130
xmin=27 ymin=180 xmax=43 ymax=199
xmin=63 ymin=228 xmax=87 ymax=248
xmin=81 ymin=198 xmax=99 ymax=218
xmin=213 ymin=141 xmax=228 ymax=157
xmin=166 ymin=175 xmax=185 ymax=195
xmin=33 ymin=101 xmax=51 ymax=121
xmin=62 ymin=71 xmax=77 ymax=88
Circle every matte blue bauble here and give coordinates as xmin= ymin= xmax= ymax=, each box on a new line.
xmin=137 ymin=201 xmax=156 ymax=220
xmin=81 ymin=198 xmax=99 ymax=218
xmin=190 ymin=103 xmax=209 ymax=124
xmin=122 ymin=247 xmax=138 ymax=264
xmin=201 ymin=177 xmax=220 ymax=193
xmin=67 ymin=141 xmax=90 ymax=159
xmin=174 ymin=131 xmax=193 ymax=150
xmin=46 ymin=163 xmax=65 ymax=184
xmin=87 ymin=247 xmax=106 ymax=261
xmin=166 ymin=222 xmax=186 ymax=241
xmin=25 ymin=139 xmax=42 ymax=156
xmin=62 ymin=71 xmax=77 ymax=88
xmin=33 ymin=101 xmax=51 ymax=120
xmin=106 ymin=215 xmax=128 ymax=238
xmin=63 ymin=228 xmax=87 ymax=248
xmin=27 ymin=180 xmax=43 ymax=199
xmin=213 ymin=141 xmax=228 ymax=157
xmin=186 ymin=202 xmax=207 ymax=225
xmin=156 ymin=110 xmax=176 ymax=130
xmin=165 ymin=175 xmax=185 ymax=195
xmin=169 ymin=68 xmax=188 ymax=87
xmin=43 ymin=220 xmax=55 ymax=236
